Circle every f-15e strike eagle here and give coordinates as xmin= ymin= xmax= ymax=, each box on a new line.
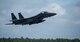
xmin=6 ymin=11 xmax=56 ymax=25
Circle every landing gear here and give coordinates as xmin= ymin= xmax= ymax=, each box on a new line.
xmin=29 ymin=22 xmax=33 ymax=25
xmin=29 ymin=23 xmax=32 ymax=25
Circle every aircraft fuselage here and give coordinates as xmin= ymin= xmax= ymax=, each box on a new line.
xmin=7 ymin=11 xmax=56 ymax=25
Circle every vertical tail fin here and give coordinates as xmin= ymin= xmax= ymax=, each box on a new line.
xmin=18 ymin=12 xmax=24 ymax=19
xmin=11 ymin=13 xmax=17 ymax=23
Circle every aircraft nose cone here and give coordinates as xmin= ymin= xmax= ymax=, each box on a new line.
xmin=52 ymin=13 xmax=56 ymax=15
xmin=45 ymin=13 xmax=56 ymax=18
xmin=50 ymin=13 xmax=56 ymax=16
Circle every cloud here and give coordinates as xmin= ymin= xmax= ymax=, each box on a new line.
xmin=74 ymin=2 xmax=80 ymax=15
xmin=0 ymin=0 xmax=80 ymax=39
xmin=75 ymin=20 xmax=80 ymax=26
xmin=23 ymin=3 xmax=66 ymax=16
xmin=40 ymin=3 xmax=66 ymax=16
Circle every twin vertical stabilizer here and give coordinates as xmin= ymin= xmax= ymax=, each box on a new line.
xmin=18 ymin=12 xmax=24 ymax=19
xmin=11 ymin=12 xmax=24 ymax=23
xmin=11 ymin=13 xmax=17 ymax=23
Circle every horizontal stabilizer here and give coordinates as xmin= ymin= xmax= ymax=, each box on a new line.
xmin=5 ymin=23 xmax=13 ymax=25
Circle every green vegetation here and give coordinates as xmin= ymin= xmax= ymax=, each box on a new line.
xmin=0 ymin=37 xmax=80 ymax=42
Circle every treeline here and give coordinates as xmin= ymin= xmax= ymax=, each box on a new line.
xmin=0 ymin=37 xmax=80 ymax=42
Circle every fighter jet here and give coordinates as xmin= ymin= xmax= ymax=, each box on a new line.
xmin=6 ymin=11 xmax=56 ymax=25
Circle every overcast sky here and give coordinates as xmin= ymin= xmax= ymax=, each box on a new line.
xmin=0 ymin=0 xmax=80 ymax=39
